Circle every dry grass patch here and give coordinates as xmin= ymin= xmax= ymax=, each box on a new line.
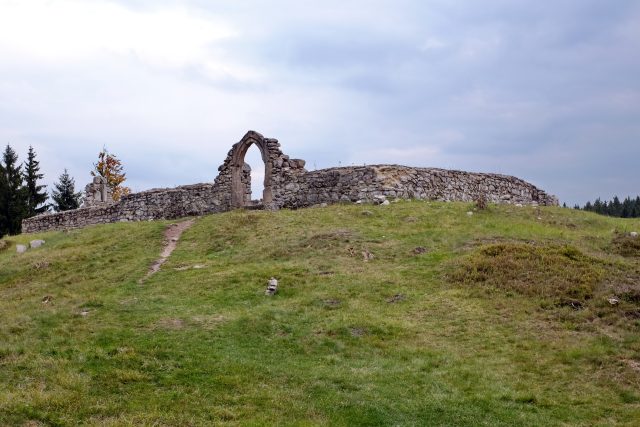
xmin=448 ymin=243 xmax=605 ymax=303
xmin=301 ymin=229 xmax=358 ymax=249
xmin=612 ymin=232 xmax=640 ymax=258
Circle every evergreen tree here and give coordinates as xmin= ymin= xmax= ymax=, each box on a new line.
xmin=0 ymin=145 xmax=27 ymax=235
xmin=23 ymin=146 xmax=48 ymax=217
xmin=580 ymin=195 xmax=640 ymax=218
xmin=611 ymin=196 xmax=622 ymax=217
xmin=51 ymin=169 xmax=82 ymax=212
xmin=621 ymin=197 xmax=633 ymax=218
xmin=0 ymin=158 xmax=6 ymax=238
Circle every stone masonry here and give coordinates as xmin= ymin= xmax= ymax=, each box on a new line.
xmin=82 ymin=176 xmax=114 ymax=208
xmin=22 ymin=130 xmax=558 ymax=233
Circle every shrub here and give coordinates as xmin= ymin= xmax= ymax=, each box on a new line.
xmin=448 ymin=243 xmax=604 ymax=302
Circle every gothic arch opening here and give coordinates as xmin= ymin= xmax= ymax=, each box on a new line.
xmin=244 ymin=144 xmax=266 ymax=203
xmin=230 ymin=136 xmax=273 ymax=208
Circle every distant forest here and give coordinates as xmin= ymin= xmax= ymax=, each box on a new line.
xmin=571 ymin=196 xmax=640 ymax=218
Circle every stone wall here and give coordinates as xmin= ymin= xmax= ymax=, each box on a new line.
xmin=22 ymin=131 xmax=558 ymax=233
xmin=212 ymin=131 xmax=307 ymax=209
xmin=22 ymin=183 xmax=227 ymax=233
xmin=281 ymin=165 xmax=558 ymax=208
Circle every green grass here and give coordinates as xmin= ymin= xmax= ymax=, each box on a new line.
xmin=1 ymin=201 xmax=639 ymax=426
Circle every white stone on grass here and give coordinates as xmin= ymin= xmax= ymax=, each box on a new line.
xmin=16 ymin=244 xmax=27 ymax=254
xmin=630 ymin=232 xmax=638 ymax=238
xmin=30 ymin=239 xmax=45 ymax=249
xmin=265 ymin=277 xmax=278 ymax=296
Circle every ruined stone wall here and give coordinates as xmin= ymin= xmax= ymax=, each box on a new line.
xmin=22 ymin=183 xmax=227 ymax=233
xmin=213 ymin=132 xmax=307 ymax=209
xmin=22 ymin=131 xmax=558 ymax=234
xmin=280 ymin=165 xmax=558 ymax=208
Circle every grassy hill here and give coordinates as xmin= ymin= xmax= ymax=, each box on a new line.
xmin=1 ymin=201 xmax=639 ymax=426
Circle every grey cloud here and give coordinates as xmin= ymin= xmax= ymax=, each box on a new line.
xmin=1 ymin=0 xmax=638 ymax=207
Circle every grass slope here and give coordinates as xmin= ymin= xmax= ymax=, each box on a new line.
xmin=1 ymin=202 xmax=639 ymax=426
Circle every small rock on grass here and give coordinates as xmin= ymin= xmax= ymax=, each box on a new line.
xmin=16 ymin=244 xmax=27 ymax=254
xmin=362 ymin=250 xmax=374 ymax=261
xmin=30 ymin=239 xmax=45 ymax=249
xmin=265 ymin=277 xmax=278 ymax=296
xmin=466 ymin=211 xmax=474 ymax=216
xmin=373 ymin=195 xmax=387 ymax=205
xmin=387 ymin=294 xmax=406 ymax=303
xmin=33 ymin=260 xmax=50 ymax=269
xmin=630 ymin=232 xmax=638 ymax=238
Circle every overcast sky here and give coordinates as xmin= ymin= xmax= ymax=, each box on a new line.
xmin=1 ymin=0 xmax=638 ymax=205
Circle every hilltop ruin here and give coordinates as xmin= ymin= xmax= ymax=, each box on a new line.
xmin=22 ymin=131 xmax=558 ymax=233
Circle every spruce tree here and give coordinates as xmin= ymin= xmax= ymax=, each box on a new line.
xmin=621 ymin=197 xmax=632 ymax=218
xmin=0 ymin=159 xmax=6 ymax=238
xmin=611 ymin=196 xmax=622 ymax=217
xmin=23 ymin=146 xmax=48 ymax=217
xmin=0 ymin=145 xmax=27 ymax=235
xmin=51 ymin=169 xmax=82 ymax=212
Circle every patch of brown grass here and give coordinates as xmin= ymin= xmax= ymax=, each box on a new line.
xmin=448 ymin=243 xmax=605 ymax=302
xmin=300 ymin=229 xmax=359 ymax=250
xmin=474 ymin=194 xmax=488 ymax=210
xmin=612 ymin=232 xmax=640 ymax=258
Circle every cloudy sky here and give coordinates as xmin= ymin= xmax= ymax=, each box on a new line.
xmin=1 ymin=0 xmax=638 ymax=205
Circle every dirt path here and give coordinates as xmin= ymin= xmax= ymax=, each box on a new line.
xmin=139 ymin=219 xmax=195 ymax=283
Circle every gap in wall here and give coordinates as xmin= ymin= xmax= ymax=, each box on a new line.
xmin=244 ymin=144 xmax=265 ymax=202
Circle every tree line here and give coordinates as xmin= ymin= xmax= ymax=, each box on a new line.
xmin=572 ymin=196 xmax=640 ymax=218
xmin=0 ymin=144 xmax=129 ymax=238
